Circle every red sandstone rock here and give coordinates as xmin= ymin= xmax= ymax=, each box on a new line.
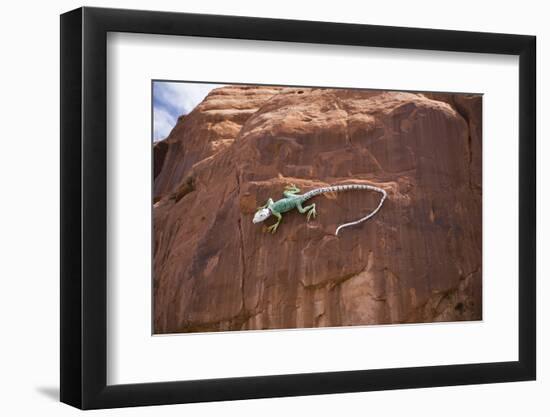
xmin=153 ymin=86 xmax=482 ymax=334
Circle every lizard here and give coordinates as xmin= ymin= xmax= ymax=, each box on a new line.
xmin=252 ymin=183 xmax=387 ymax=236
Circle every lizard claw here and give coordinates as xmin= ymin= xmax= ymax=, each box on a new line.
xmin=267 ymin=223 xmax=279 ymax=234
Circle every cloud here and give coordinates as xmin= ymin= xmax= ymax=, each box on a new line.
xmin=153 ymin=107 xmax=176 ymax=142
xmin=153 ymin=81 xmax=223 ymax=141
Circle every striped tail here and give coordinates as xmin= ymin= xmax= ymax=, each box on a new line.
xmin=302 ymin=184 xmax=387 ymax=236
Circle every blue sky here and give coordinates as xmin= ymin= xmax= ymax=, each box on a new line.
xmin=153 ymin=81 xmax=223 ymax=141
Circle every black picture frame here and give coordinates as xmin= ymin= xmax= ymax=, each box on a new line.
xmin=60 ymin=6 xmax=536 ymax=410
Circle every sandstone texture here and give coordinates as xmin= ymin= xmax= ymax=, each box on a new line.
xmin=153 ymin=85 xmax=482 ymax=334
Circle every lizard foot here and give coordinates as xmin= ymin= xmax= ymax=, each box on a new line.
xmin=307 ymin=206 xmax=317 ymax=221
xmin=284 ymin=183 xmax=299 ymax=192
xmin=267 ymin=223 xmax=279 ymax=234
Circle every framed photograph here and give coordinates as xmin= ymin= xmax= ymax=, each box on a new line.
xmin=60 ymin=6 xmax=536 ymax=409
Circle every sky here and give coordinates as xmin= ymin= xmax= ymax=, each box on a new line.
xmin=153 ymin=81 xmax=223 ymax=142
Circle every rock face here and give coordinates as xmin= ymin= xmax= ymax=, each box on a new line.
xmin=153 ymin=85 xmax=482 ymax=334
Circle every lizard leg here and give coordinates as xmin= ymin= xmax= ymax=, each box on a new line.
xmin=258 ymin=198 xmax=274 ymax=210
xmin=283 ymin=190 xmax=300 ymax=198
xmin=283 ymin=184 xmax=300 ymax=197
xmin=296 ymin=202 xmax=317 ymax=221
xmin=267 ymin=211 xmax=282 ymax=233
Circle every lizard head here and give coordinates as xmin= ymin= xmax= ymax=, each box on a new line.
xmin=253 ymin=208 xmax=271 ymax=224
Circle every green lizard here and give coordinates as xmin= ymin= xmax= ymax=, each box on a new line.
xmin=253 ymin=183 xmax=387 ymax=235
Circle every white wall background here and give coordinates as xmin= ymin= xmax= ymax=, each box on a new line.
xmin=0 ymin=0 xmax=545 ymax=415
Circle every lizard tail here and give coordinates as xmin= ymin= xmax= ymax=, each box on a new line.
xmin=334 ymin=186 xmax=387 ymax=236
xmin=302 ymin=184 xmax=387 ymax=236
